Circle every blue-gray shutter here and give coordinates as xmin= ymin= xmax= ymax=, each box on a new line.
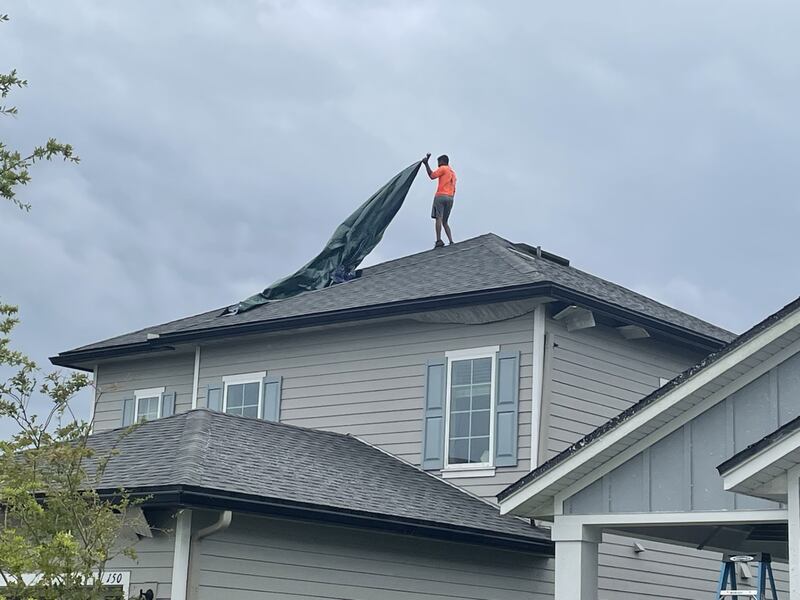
xmin=494 ymin=350 xmax=520 ymax=467
xmin=206 ymin=382 xmax=223 ymax=411
xmin=421 ymin=358 xmax=447 ymax=470
xmin=160 ymin=391 xmax=176 ymax=418
xmin=121 ymin=397 xmax=135 ymax=427
xmin=261 ymin=375 xmax=282 ymax=422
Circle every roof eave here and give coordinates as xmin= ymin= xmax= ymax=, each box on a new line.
xmin=51 ymin=281 xmax=730 ymax=370
xmin=97 ymin=484 xmax=554 ymax=555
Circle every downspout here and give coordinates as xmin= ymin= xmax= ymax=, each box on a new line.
xmin=178 ymin=510 xmax=232 ymax=599
xmin=530 ymin=303 xmax=547 ymax=470
xmin=194 ymin=510 xmax=232 ymax=540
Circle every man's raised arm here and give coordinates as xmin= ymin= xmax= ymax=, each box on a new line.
xmin=422 ymin=153 xmax=435 ymax=179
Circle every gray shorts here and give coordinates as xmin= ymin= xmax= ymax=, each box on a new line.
xmin=431 ymin=195 xmax=454 ymax=221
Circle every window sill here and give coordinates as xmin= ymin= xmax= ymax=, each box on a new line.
xmin=441 ymin=467 xmax=496 ymax=479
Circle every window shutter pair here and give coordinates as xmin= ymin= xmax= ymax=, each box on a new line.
xmin=120 ymin=390 xmax=176 ymax=427
xmin=203 ymin=375 xmax=282 ymax=422
xmin=420 ymin=351 xmax=520 ymax=470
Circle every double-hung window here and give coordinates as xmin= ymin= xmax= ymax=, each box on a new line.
xmin=134 ymin=387 xmax=164 ymax=423
xmin=222 ymin=372 xmax=266 ymax=418
xmin=444 ymin=346 xmax=498 ymax=469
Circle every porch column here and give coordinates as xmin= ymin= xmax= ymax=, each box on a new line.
xmin=789 ymin=466 xmax=800 ymax=600
xmin=552 ymin=518 xmax=602 ymax=600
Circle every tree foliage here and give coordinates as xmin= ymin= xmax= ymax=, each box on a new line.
xmin=0 ymin=305 xmax=141 ymax=600
xmin=1 ymin=14 xmax=139 ymax=600
xmin=1 ymin=13 xmax=78 ymax=211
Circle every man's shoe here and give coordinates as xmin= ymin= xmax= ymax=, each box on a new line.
xmin=434 ymin=240 xmax=445 ymax=248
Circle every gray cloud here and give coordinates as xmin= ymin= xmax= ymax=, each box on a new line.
xmin=2 ymin=0 xmax=800 ymax=434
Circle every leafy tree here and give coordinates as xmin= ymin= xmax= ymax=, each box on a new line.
xmin=1 ymin=13 xmax=78 ymax=211
xmin=0 ymin=305 xmax=141 ymax=600
xmin=1 ymin=14 xmax=139 ymax=600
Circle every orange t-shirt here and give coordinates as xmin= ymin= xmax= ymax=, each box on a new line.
xmin=430 ymin=165 xmax=456 ymax=197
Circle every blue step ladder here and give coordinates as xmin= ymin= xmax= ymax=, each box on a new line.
xmin=717 ymin=553 xmax=778 ymax=599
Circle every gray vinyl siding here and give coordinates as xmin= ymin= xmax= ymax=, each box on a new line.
xmin=598 ymin=534 xmax=788 ymax=600
xmin=105 ymin=510 xmax=175 ymax=600
xmin=93 ymin=352 xmax=195 ymax=432
xmin=196 ymin=315 xmax=536 ymax=499
xmin=565 ymin=349 xmax=800 ymax=514
xmin=544 ymin=317 xmax=705 ymax=459
xmin=192 ymin=511 xmax=553 ymax=600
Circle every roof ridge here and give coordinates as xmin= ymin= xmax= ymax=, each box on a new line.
xmin=197 ymin=407 xmax=364 ymax=441
xmin=362 ymin=233 xmax=505 ymax=275
xmin=174 ymin=410 xmax=212 ymax=484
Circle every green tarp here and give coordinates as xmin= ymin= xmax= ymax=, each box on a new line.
xmin=234 ymin=161 xmax=421 ymax=314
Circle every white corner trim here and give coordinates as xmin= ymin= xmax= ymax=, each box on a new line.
xmin=500 ymin=309 xmax=800 ymax=516
xmin=170 ymin=509 xmax=192 ymax=600
xmin=90 ymin=364 xmax=98 ymax=428
xmin=134 ymin=386 xmax=165 ymax=400
xmin=786 ymin=465 xmax=800 ymax=599
xmin=191 ymin=346 xmax=201 ymax=410
xmin=222 ymin=371 xmax=267 ymax=385
xmin=445 ymin=346 xmax=500 ymax=360
xmin=722 ymin=427 xmax=800 ymax=491
xmin=441 ymin=467 xmax=496 ymax=479
xmin=530 ymin=304 xmax=546 ymax=470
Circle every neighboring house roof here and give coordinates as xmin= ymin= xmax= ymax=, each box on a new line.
xmin=498 ymin=295 xmax=800 ymax=517
xmin=52 ymin=233 xmax=734 ymax=369
xmin=87 ymin=409 xmax=552 ymax=553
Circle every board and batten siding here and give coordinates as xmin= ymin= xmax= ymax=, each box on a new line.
xmin=196 ymin=314 xmax=537 ymax=499
xmin=93 ymin=352 xmax=195 ymax=432
xmin=565 ymin=349 xmax=800 ymax=515
xmin=544 ymin=317 xmax=705 ymax=460
xmin=192 ymin=511 xmax=554 ymax=600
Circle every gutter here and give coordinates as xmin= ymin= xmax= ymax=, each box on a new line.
xmin=97 ymin=484 xmax=554 ymax=555
xmin=51 ymin=282 xmax=730 ymax=370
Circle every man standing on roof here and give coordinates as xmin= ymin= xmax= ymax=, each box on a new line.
xmin=423 ymin=153 xmax=456 ymax=248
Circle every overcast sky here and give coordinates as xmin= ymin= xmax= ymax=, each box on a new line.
xmin=2 ymin=1 xmax=800 ymax=427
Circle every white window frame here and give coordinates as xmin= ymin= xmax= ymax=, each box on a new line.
xmin=134 ymin=387 xmax=164 ymax=423
xmin=222 ymin=371 xmax=266 ymax=417
xmin=443 ymin=346 xmax=499 ymax=472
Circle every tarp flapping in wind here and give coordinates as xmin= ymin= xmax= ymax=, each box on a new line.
xmin=233 ymin=161 xmax=421 ymax=314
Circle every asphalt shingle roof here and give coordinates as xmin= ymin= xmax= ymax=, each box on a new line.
xmin=88 ymin=409 xmax=549 ymax=546
xmin=56 ymin=233 xmax=733 ymax=363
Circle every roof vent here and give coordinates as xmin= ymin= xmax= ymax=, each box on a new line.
xmin=510 ymin=243 xmax=570 ymax=266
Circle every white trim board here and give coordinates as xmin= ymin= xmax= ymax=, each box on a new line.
xmin=134 ymin=386 xmax=165 ymax=400
xmin=191 ymin=345 xmax=201 ymax=409
xmin=552 ymin=509 xmax=789 ymax=537
xmin=722 ymin=428 xmax=800 ymax=492
xmin=530 ymin=304 xmax=546 ymax=470
xmin=222 ymin=371 xmax=266 ymax=385
xmin=499 ymin=304 xmax=800 ymax=517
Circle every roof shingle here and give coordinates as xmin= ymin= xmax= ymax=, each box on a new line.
xmin=88 ymin=409 xmax=549 ymax=546
xmin=55 ymin=233 xmax=733 ymax=363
